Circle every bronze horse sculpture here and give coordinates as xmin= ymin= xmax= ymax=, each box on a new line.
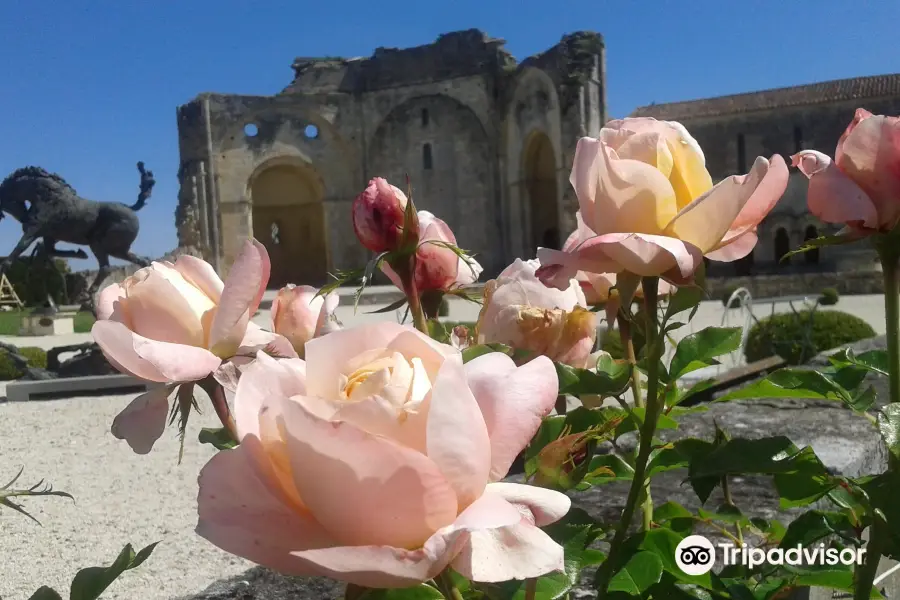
xmin=0 ymin=163 xmax=155 ymax=310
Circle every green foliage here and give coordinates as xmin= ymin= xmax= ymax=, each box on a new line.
xmin=819 ymin=287 xmax=839 ymax=306
xmin=744 ymin=309 xmax=876 ymax=366
xmin=198 ymin=427 xmax=238 ymax=450
xmin=0 ymin=310 xmax=94 ymax=335
xmin=28 ymin=542 xmax=159 ymax=600
xmin=3 ymin=256 xmax=72 ymax=306
xmin=0 ymin=346 xmax=47 ymax=380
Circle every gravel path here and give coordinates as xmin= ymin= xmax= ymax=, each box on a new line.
xmin=0 ymin=293 xmax=889 ymax=599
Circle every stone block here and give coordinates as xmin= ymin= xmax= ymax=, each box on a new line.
xmin=18 ymin=313 xmax=74 ymax=336
xmin=5 ymin=374 xmax=163 ymax=402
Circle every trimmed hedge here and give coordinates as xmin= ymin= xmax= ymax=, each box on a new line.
xmin=819 ymin=287 xmax=839 ymax=306
xmin=744 ymin=309 xmax=875 ymax=366
xmin=1 ymin=256 xmax=71 ymax=306
xmin=0 ymin=347 xmax=48 ymax=380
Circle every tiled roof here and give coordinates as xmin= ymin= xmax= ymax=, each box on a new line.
xmin=629 ymin=74 xmax=900 ymax=120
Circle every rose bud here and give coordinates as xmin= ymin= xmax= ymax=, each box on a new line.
xmin=352 ymin=177 xmax=411 ymax=252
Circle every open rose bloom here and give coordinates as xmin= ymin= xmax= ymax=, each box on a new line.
xmin=196 ymin=322 xmax=571 ymax=587
xmin=537 ymin=118 xmax=788 ymax=301
xmin=793 ymin=108 xmax=900 ymax=234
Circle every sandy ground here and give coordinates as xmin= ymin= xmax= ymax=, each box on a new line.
xmin=0 ymin=292 xmax=890 ymax=599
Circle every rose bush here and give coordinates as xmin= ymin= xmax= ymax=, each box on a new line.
xmin=195 ymin=322 xmax=570 ymax=587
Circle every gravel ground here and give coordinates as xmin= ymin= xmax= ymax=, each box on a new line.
xmin=0 ymin=390 xmax=252 ymax=600
xmin=0 ymin=293 xmax=889 ymax=599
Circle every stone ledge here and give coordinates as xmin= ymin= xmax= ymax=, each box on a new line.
xmin=4 ymin=374 xmax=163 ymax=402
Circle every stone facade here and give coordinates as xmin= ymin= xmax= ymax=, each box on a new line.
xmin=631 ymin=74 xmax=900 ymax=277
xmin=174 ymin=29 xmax=606 ymax=286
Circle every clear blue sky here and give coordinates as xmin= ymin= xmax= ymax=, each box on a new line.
xmin=1 ymin=0 xmax=897 ymax=270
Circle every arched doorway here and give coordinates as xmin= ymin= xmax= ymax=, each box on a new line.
xmin=523 ymin=132 xmax=559 ymax=252
xmin=804 ymin=225 xmax=820 ymax=265
xmin=774 ymin=228 xmax=791 ymax=266
xmin=249 ymin=161 xmax=328 ymax=288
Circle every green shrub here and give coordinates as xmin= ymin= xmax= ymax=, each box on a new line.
xmin=1 ymin=256 xmax=71 ymax=306
xmin=721 ymin=286 xmax=742 ymax=308
xmin=744 ymin=309 xmax=875 ymax=366
xmin=819 ymin=287 xmax=839 ymax=306
xmin=0 ymin=347 xmax=48 ymax=381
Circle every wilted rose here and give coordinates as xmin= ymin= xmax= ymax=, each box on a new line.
xmin=195 ymin=322 xmax=570 ymax=587
xmin=477 ymin=259 xmax=596 ymax=368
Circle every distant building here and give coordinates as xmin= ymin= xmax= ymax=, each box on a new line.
xmin=174 ymin=29 xmax=606 ymax=287
xmin=630 ymin=74 xmax=900 ymax=276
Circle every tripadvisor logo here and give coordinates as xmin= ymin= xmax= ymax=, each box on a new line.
xmin=675 ymin=535 xmax=866 ymax=575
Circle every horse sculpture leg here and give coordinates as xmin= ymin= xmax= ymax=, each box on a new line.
xmin=0 ymin=229 xmax=39 ymax=275
xmin=80 ymin=249 xmax=112 ymax=314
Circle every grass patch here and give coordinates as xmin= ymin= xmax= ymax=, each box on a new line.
xmin=0 ymin=310 xmax=95 ymax=335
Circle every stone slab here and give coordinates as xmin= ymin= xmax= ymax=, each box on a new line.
xmin=18 ymin=314 xmax=74 ymax=336
xmin=4 ymin=373 xmax=163 ymax=402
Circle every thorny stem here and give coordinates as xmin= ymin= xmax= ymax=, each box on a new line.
xmin=394 ymin=255 xmax=429 ymax=335
xmin=595 ymin=276 xmax=662 ymax=593
xmin=618 ymin=314 xmax=644 ymax=409
xmin=856 ymin=241 xmax=900 ymax=600
xmin=197 ymin=376 xmax=238 ymax=443
xmin=524 ymin=577 xmax=538 ymax=600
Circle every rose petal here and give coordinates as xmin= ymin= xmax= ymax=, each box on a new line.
xmin=278 ymin=399 xmax=460 ymax=549
xmin=172 ymin=255 xmax=225 ymax=303
xmin=464 ymin=353 xmax=558 ymax=480
xmin=304 ymin=322 xmax=455 ymax=399
xmin=96 ymin=283 xmax=127 ymax=323
xmin=196 ymin=443 xmax=337 ymax=576
xmin=485 ymin=482 xmax=571 ymax=527
xmin=238 ymin=323 xmax=299 ymax=359
xmin=234 ymin=352 xmax=307 ymax=440
xmin=92 ymin=320 xmax=166 ymax=382
xmin=705 ymin=230 xmax=759 ymax=262
xmin=290 ymin=490 xmax=522 ymax=588
xmin=110 ymin=385 xmax=171 ymax=454
xmin=452 ymin=518 xmax=565 ymax=583
xmin=665 ymin=155 xmax=775 ymax=253
xmin=569 ymin=137 xmax=679 ymax=236
xmin=426 ymin=354 xmax=492 ymax=509
xmin=793 ymin=150 xmax=880 ymax=229
xmin=208 ymin=239 xmax=270 ymax=357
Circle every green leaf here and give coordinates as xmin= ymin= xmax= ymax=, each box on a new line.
xmin=69 ymin=542 xmax=159 ymax=600
xmin=779 ymin=510 xmax=857 ymax=549
xmin=555 ymin=359 xmax=630 ymax=397
xmin=462 ymin=343 xmax=512 ymax=363
xmin=664 ymin=285 xmax=704 ymax=324
xmin=639 ymin=528 xmax=712 ymax=588
xmin=360 ymin=584 xmax=445 ymax=599
xmin=715 ymin=367 xmax=871 ymax=412
xmin=198 ymin=427 xmax=237 ymax=450
xmin=876 ymin=404 xmax=900 ymax=459
xmin=668 ymin=378 xmax=717 ymax=409
xmin=829 ymin=347 xmax=889 ymax=376
xmin=577 ymin=453 xmax=634 ymax=488
xmin=366 ymin=297 xmax=408 ymax=314
xmin=654 ymin=502 xmax=695 ymax=536
xmin=781 ymin=232 xmax=860 ymax=261
xmin=669 ymin=327 xmax=742 ymax=381
xmin=697 ymin=503 xmax=745 ymax=524
xmin=609 ymin=551 xmax=664 ymax=595
xmin=791 ymin=569 xmax=882 ymax=597
xmin=614 ymin=407 xmax=679 ymax=438
xmin=27 ymin=588 xmax=63 ymax=600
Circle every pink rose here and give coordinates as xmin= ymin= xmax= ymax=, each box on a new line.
xmin=352 ymin=177 xmax=410 ymax=252
xmin=271 ymin=284 xmax=340 ymax=357
xmin=793 ymin=108 xmax=900 ymax=233
xmin=383 ymin=211 xmax=483 ymax=292
xmin=537 ymin=118 xmax=788 ymax=298
xmin=477 ymin=259 xmax=597 ymax=368
xmin=93 ymin=241 xmax=291 ymax=454
xmin=195 ymin=322 xmax=569 ymax=587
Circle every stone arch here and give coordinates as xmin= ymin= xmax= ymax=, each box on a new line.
xmin=803 ymin=224 xmax=820 ymax=265
xmin=522 ymin=130 xmax=560 ymax=252
xmin=247 ymin=156 xmax=329 ymax=288
xmin=367 ymin=94 xmax=499 ymax=273
xmin=774 ymin=227 xmax=791 ymax=266
xmin=503 ymin=67 xmax=563 ymax=259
